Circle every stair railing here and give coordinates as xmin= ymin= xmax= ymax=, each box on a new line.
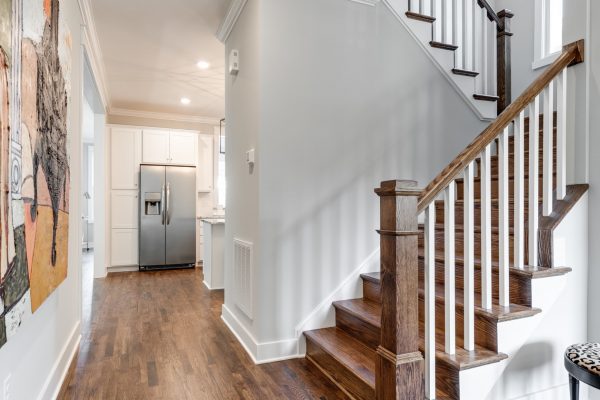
xmin=407 ymin=0 xmax=514 ymax=114
xmin=375 ymin=40 xmax=584 ymax=399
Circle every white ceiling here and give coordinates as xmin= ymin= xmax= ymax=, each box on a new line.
xmin=91 ymin=0 xmax=230 ymax=119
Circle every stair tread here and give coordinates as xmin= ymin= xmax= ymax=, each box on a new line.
xmin=452 ymin=68 xmax=479 ymax=77
xmin=473 ymin=94 xmax=499 ymax=102
xmin=414 ymin=248 xmax=572 ymax=280
xmin=333 ymin=298 xmax=508 ymax=370
xmin=430 ymin=41 xmax=459 ymax=50
xmin=304 ymin=327 xmax=375 ymax=388
xmin=355 ymin=276 xmax=540 ymax=322
xmin=405 ymin=11 xmax=436 ymax=22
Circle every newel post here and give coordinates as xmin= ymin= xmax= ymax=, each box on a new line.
xmin=374 ymin=180 xmax=424 ymax=399
xmin=497 ymin=9 xmax=514 ymax=114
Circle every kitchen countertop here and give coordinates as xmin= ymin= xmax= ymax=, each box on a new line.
xmin=200 ymin=218 xmax=225 ymax=225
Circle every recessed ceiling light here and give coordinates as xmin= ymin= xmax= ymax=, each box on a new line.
xmin=181 ymin=97 xmax=191 ymax=105
xmin=197 ymin=60 xmax=210 ymax=70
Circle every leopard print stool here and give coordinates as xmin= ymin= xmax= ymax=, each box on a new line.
xmin=565 ymin=343 xmax=600 ymax=399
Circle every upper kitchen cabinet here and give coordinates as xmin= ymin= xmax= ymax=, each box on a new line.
xmin=111 ymin=127 xmax=141 ymax=190
xmin=197 ymin=134 xmax=214 ymax=192
xmin=142 ymin=129 xmax=170 ymax=164
xmin=142 ymin=129 xmax=198 ymax=165
xmin=170 ymin=131 xmax=198 ymax=165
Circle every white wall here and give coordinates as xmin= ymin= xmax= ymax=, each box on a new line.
xmin=223 ymin=0 xmax=489 ymax=360
xmin=0 ymin=0 xmax=83 ymax=398
xmin=587 ymin=0 xmax=600 ymax=367
xmin=222 ymin=0 xmax=262 ymax=349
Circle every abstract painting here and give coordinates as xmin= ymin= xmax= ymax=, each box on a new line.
xmin=0 ymin=0 xmax=71 ymax=347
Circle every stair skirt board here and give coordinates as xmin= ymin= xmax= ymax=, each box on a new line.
xmin=381 ymin=0 xmax=498 ymax=120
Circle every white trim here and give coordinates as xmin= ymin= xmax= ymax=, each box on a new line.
xmin=221 ymin=305 xmax=300 ymax=364
xmin=78 ymin=0 xmax=110 ymax=111
xmin=36 ymin=323 xmax=81 ymax=400
xmin=348 ymin=0 xmax=381 ymax=6
xmin=294 ymin=248 xmax=380 ymax=338
xmin=203 ymin=280 xmax=224 ymax=291
xmin=532 ymin=51 xmax=560 ymax=70
xmin=109 ymin=108 xmax=221 ymax=125
xmin=107 ymin=265 xmax=139 ymax=273
xmin=216 ymin=0 xmax=248 ymax=43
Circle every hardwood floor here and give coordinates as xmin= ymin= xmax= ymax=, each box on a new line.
xmin=58 ymin=265 xmax=346 ymax=399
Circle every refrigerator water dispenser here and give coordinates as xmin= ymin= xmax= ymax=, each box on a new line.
xmin=144 ymin=192 xmax=162 ymax=215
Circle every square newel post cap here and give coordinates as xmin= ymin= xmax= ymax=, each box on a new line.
xmin=375 ymin=180 xmax=422 ymax=197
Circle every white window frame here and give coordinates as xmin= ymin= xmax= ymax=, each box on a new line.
xmin=533 ymin=0 xmax=563 ymax=69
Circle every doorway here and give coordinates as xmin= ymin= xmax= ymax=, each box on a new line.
xmin=80 ymin=53 xmax=106 ymax=321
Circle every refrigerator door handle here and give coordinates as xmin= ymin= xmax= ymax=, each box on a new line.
xmin=166 ymin=182 xmax=172 ymax=225
xmin=161 ymin=184 xmax=166 ymax=225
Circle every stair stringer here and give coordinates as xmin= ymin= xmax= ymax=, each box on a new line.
xmin=381 ymin=0 xmax=497 ymax=121
xmin=458 ymin=192 xmax=589 ymax=400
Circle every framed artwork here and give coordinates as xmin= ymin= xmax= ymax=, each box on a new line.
xmin=0 ymin=0 xmax=71 ymax=346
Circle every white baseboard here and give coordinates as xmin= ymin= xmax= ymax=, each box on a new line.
xmin=221 ymin=248 xmax=380 ymax=363
xmin=37 ymin=322 xmax=81 ymax=400
xmin=203 ymin=281 xmax=224 ymax=291
xmin=221 ymin=305 xmax=299 ymax=364
xmin=107 ymin=265 xmax=139 ymax=273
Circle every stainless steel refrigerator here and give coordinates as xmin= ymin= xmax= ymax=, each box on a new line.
xmin=139 ymin=165 xmax=196 ymax=270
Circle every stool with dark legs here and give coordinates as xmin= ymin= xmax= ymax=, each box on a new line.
xmin=565 ymin=343 xmax=600 ymax=399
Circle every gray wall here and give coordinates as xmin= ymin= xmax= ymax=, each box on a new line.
xmin=224 ymin=0 xmax=261 ymax=336
xmin=225 ymin=0 xmax=489 ymax=346
xmin=588 ymin=0 xmax=600 ymax=349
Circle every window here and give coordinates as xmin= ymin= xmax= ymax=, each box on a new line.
xmin=534 ymin=0 xmax=563 ymax=69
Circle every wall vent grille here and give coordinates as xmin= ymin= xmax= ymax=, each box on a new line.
xmin=234 ymin=238 xmax=253 ymax=319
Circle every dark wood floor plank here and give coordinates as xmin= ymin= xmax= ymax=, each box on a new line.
xmin=58 ymin=259 xmax=345 ymax=400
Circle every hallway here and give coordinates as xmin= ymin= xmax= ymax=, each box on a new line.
xmin=58 ymin=267 xmax=345 ymax=399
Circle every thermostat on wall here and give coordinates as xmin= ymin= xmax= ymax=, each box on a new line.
xmin=229 ymin=49 xmax=239 ymax=75
xmin=246 ymin=149 xmax=255 ymax=165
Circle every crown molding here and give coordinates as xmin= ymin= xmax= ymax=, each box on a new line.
xmin=216 ymin=0 xmax=248 ymax=43
xmin=109 ymin=108 xmax=221 ymax=125
xmin=78 ymin=0 xmax=110 ymax=111
xmin=348 ymin=0 xmax=381 ymax=5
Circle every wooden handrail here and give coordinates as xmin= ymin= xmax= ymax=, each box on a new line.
xmin=477 ymin=0 xmax=502 ymax=28
xmin=417 ymin=39 xmax=585 ymax=213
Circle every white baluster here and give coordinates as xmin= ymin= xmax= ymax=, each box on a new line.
xmin=444 ymin=182 xmax=456 ymax=355
xmin=473 ymin=5 xmax=482 ymax=93
xmin=422 ymin=0 xmax=431 ymax=16
xmin=481 ymin=145 xmax=492 ymax=309
xmin=481 ymin=8 xmax=489 ymax=95
xmin=529 ymin=96 xmax=540 ymax=267
xmin=409 ymin=0 xmax=418 ymax=12
xmin=443 ymin=0 xmax=453 ymax=44
xmin=491 ymin=21 xmax=498 ymax=96
xmin=454 ymin=0 xmax=463 ymax=69
xmin=514 ymin=111 xmax=525 ymax=269
xmin=425 ymin=203 xmax=436 ymax=399
xmin=463 ymin=163 xmax=475 ymax=351
xmin=463 ymin=0 xmax=473 ymax=71
xmin=557 ymin=68 xmax=567 ymax=200
xmin=543 ymin=81 xmax=554 ymax=216
xmin=498 ymin=128 xmax=510 ymax=306
xmin=433 ymin=0 xmax=443 ymax=42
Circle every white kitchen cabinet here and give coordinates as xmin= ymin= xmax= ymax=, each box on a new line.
xmin=111 ymin=191 xmax=138 ymax=229
xmin=142 ymin=129 xmax=198 ymax=165
xmin=197 ymin=135 xmax=214 ymax=192
xmin=111 ymin=229 xmax=138 ymax=266
xmin=170 ymin=131 xmax=197 ymax=165
xmin=111 ymin=127 xmax=141 ymax=190
xmin=142 ymin=129 xmax=170 ymax=164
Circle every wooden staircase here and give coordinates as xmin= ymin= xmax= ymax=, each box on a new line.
xmin=303 ymin=40 xmax=586 ymax=399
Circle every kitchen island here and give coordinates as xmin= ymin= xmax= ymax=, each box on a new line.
xmin=201 ymin=218 xmax=225 ymax=290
